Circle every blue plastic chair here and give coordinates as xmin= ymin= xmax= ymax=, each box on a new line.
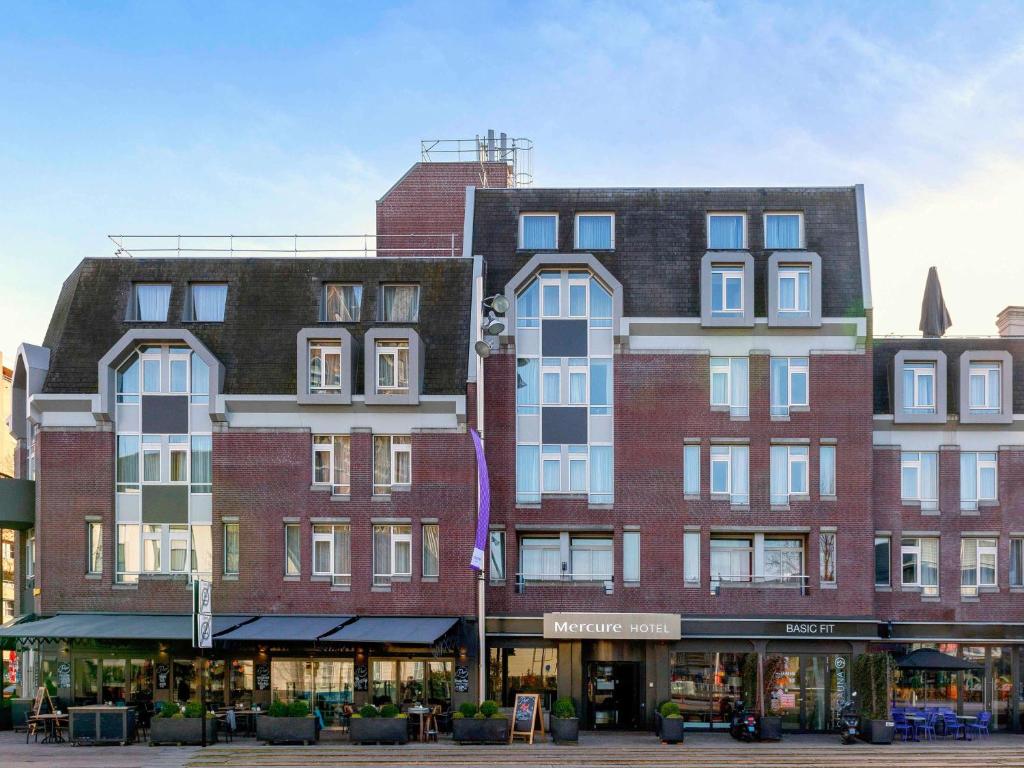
xmin=916 ymin=712 xmax=938 ymax=741
xmin=967 ymin=712 xmax=991 ymax=739
xmin=892 ymin=711 xmax=913 ymax=742
xmin=942 ymin=713 xmax=964 ymax=740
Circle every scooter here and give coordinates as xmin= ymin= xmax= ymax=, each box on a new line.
xmin=729 ymin=700 xmax=759 ymax=742
xmin=838 ymin=691 xmax=859 ymax=744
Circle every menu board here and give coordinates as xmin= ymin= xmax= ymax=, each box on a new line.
xmin=56 ymin=662 xmax=71 ymax=689
xmin=254 ymin=663 xmax=271 ymax=691
xmin=510 ymin=693 xmax=542 ymax=743
xmin=354 ymin=664 xmax=368 ymax=692
xmin=155 ymin=663 xmax=171 ymax=690
xmin=453 ymin=665 xmax=470 ymax=693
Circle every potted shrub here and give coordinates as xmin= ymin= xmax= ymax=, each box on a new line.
xmin=658 ymin=701 xmax=685 ymax=744
xmin=452 ymin=700 xmax=509 ymax=744
xmin=743 ymin=654 xmax=784 ymax=741
xmin=853 ymin=652 xmax=894 ymax=744
xmin=349 ymin=703 xmax=409 ymax=744
xmin=255 ymin=699 xmax=318 ymax=745
xmin=150 ymin=700 xmax=218 ymax=745
xmin=0 ymin=696 xmax=12 ymax=731
xmin=549 ymin=697 xmax=578 ymax=744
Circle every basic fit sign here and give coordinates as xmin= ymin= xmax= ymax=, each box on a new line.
xmin=543 ymin=612 xmax=681 ymax=640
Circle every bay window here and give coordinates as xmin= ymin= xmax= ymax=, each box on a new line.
xmin=901 ymin=451 xmax=939 ymax=509
xmin=116 ymin=435 xmax=140 ymax=493
xmin=960 ymin=451 xmax=997 ymax=510
xmin=373 ymin=524 xmax=411 ymax=586
xmin=961 ymin=537 xmax=997 ymax=596
xmin=373 ymin=435 xmax=411 ymax=495
xmin=901 ymin=537 xmax=939 ymax=595
xmin=516 ymin=358 xmax=539 ymax=414
xmin=770 ymin=445 xmax=809 ymax=504
xmin=516 ymin=280 xmax=540 ymax=328
xmin=770 ymin=357 xmax=809 ymax=416
xmin=710 ymin=357 xmax=749 ymax=417
xmin=516 ymin=445 xmax=540 ymax=504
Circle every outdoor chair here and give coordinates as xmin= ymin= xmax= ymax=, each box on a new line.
xmin=967 ymin=712 xmax=991 ymax=739
xmin=942 ymin=713 xmax=964 ymax=740
xmin=915 ymin=712 xmax=938 ymax=741
xmin=892 ymin=711 xmax=913 ymax=742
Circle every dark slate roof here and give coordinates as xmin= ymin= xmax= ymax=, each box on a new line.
xmin=873 ymin=337 xmax=1024 ymax=415
xmin=473 ymin=187 xmax=865 ymax=317
xmin=41 ymin=257 xmax=474 ymax=396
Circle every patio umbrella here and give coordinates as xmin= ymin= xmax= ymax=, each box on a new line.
xmin=919 ymin=266 xmax=952 ymax=338
xmin=895 ymin=649 xmax=981 ymax=709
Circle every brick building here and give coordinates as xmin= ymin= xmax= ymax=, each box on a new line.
xmin=2 ymin=141 xmax=1023 ymax=734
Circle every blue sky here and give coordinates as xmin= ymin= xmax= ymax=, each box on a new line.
xmin=3 ymin=1 xmax=1024 ymax=361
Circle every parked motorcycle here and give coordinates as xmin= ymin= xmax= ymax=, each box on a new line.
xmin=729 ymin=700 xmax=759 ymax=742
xmin=838 ymin=691 xmax=859 ymax=744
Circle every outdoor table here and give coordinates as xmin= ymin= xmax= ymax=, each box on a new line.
xmin=407 ymin=706 xmax=431 ymax=741
xmin=30 ymin=713 xmax=69 ymax=744
xmin=218 ymin=708 xmax=255 ymax=737
xmin=956 ymin=715 xmax=977 ymax=740
xmin=905 ymin=715 xmax=925 ymax=741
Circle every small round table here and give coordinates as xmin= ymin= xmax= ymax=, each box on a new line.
xmin=407 ymin=706 xmax=431 ymax=741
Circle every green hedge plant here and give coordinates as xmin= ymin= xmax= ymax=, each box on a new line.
xmin=379 ymin=704 xmax=400 ymax=718
xmin=552 ymin=697 xmax=576 ymax=719
xmin=659 ymin=701 xmax=681 ymax=719
xmin=852 ymin=652 xmax=892 ymax=720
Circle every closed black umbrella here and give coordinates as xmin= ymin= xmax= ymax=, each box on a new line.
xmin=919 ymin=266 xmax=952 ymax=338
xmin=896 ymin=648 xmax=981 ymax=671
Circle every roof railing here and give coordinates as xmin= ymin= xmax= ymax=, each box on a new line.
xmin=108 ymin=233 xmax=458 ymax=259
xmin=421 ymin=130 xmax=533 ymax=187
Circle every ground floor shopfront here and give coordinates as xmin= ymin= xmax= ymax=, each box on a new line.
xmin=486 ymin=614 xmax=1024 ymax=733
xmin=0 ymin=613 xmax=478 ymax=725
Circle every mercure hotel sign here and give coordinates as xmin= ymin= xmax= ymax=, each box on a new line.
xmin=543 ymin=612 xmax=681 ymax=641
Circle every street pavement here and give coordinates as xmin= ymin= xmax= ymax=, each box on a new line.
xmin=2 ymin=729 xmax=1023 ymax=767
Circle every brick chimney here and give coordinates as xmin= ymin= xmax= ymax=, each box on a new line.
xmin=996 ymin=306 xmax=1024 ymax=337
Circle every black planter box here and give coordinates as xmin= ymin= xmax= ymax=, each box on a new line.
xmin=861 ymin=718 xmax=894 ymax=744
xmin=759 ymin=715 xmax=783 ymax=741
xmin=452 ymin=716 xmax=509 ymax=744
xmin=550 ymin=716 xmax=579 ymax=743
xmin=256 ymin=715 xmax=318 ymax=745
xmin=348 ymin=716 xmax=408 ymax=745
xmin=149 ymin=716 xmax=218 ymax=745
xmin=660 ymin=717 xmax=685 ymax=744
xmin=653 ymin=711 xmax=662 ymax=737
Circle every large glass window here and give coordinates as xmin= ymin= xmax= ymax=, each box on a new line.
xmin=373 ymin=435 xmax=411 ymax=494
xmin=710 ymin=445 xmax=749 ymax=504
xmin=770 ymin=445 xmax=809 ymax=504
xmin=770 ymin=357 xmax=809 ymax=416
xmin=134 ymin=284 xmax=171 ymax=321
xmin=902 ymin=537 xmax=939 ymax=596
xmin=961 ymin=537 xmax=997 ymax=596
xmin=570 ymin=536 xmax=612 ymax=581
xmin=520 ymin=536 xmax=561 ymax=581
xmin=312 ymin=524 xmax=351 ymax=586
xmin=960 ymin=451 xmax=997 ymax=510
xmin=520 ymin=213 xmax=557 ymax=249
xmin=312 ymin=435 xmax=351 ymax=494
xmin=710 ymin=537 xmax=752 ymax=583
xmin=764 ymin=538 xmax=804 ymax=582
xmin=230 ymin=660 xmax=254 ymax=707
xmin=323 ymin=283 xmax=362 ymax=322
xmin=968 ymin=362 xmax=1001 ymax=412
xmin=710 ymin=357 xmax=749 ymax=417
xmin=669 ymin=652 xmax=749 ymax=727
xmin=710 ymin=265 xmax=743 ymax=315
xmin=765 ymin=213 xmax=802 ymax=248
xmin=575 ymin=213 xmax=614 ymax=249
xmin=901 ymin=451 xmax=939 ymax=509
xmin=373 ymin=524 xmax=411 ymax=585
xmin=708 ymin=214 xmax=745 ymax=249
xmin=489 ymin=647 xmax=558 ymax=710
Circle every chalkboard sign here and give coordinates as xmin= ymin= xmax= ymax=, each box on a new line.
xmin=56 ymin=661 xmax=71 ymax=689
xmin=155 ymin=663 xmax=170 ymax=690
xmin=354 ymin=664 xmax=368 ymax=692
xmin=453 ymin=665 xmax=470 ymax=693
xmin=254 ymin=663 xmax=271 ymax=691
xmin=510 ymin=692 xmax=543 ymax=743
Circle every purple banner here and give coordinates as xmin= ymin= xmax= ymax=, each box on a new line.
xmin=470 ymin=428 xmax=489 ymax=571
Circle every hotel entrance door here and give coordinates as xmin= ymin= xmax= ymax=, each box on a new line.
xmin=586 ymin=662 xmax=642 ymax=729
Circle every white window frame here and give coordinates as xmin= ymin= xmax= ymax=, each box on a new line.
xmin=87 ymin=521 xmax=103 ymax=575
xmin=709 ymin=357 xmax=748 ymax=417
xmin=284 ymin=523 xmax=301 ymax=577
xmin=519 ymin=536 xmax=562 ymax=582
xmin=683 ymin=531 xmax=700 ymax=585
xmin=710 ymin=536 xmax=753 ymax=583
xmin=623 ymin=531 xmax=640 ymax=585
xmin=901 ymin=451 xmax=939 ymax=509
xmin=422 ymin=523 xmax=440 ymax=579
xmin=903 ymin=362 xmax=937 ymax=414
xmin=169 ymin=525 xmax=190 ymax=574
xmin=901 ymin=536 xmax=939 ymax=595
xmin=373 ymin=435 xmax=412 ymax=495
xmin=309 ymin=340 xmax=343 ymax=394
xmin=574 ymin=213 xmax=615 ymax=250
xmin=777 ymin=265 xmax=810 ymax=314
xmin=771 ymin=444 xmax=809 ymax=504
xmin=819 ymin=444 xmax=836 ymax=498
xmin=168 ymin=435 xmax=189 ymax=485
xmin=968 ymin=362 xmax=1001 ymax=412
xmin=312 ymin=523 xmax=351 ymax=586
xmin=168 ymin=350 xmax=190 ymax=394
xmin=770 ymin=357 xmax=809 ymax=416
xmin=26 ymin=535 xmax=35 ymax=579
xmin=375 ymin=339 xmax=410 ymax=395
xmin=707 ymin=213 xmax=746 ymax=249
xmin=683 ymin=445 xmax=700 ymax=497
xmin=223 ymin=522 xmax=239 ymax=576
xmin=519 ymin=213 xmax=559 ymax=250
xmin=311 ymin=435 xmax=351 ymax=495
xmin=373 ymin=524 xmax=412 ymax=585
xmin=569 ymin=536 xmax=613 ymax=582
xmin=567 ymin=273 xmax=589 ymax=317
xmin=540 ymin=272 xmax=561 ymax=318
xmin=961 ymin=537 xmax=998 ymax=596
xmin=763 ymin=212 xmax=805 ymax=249
xmin=961 ymin=451 xmax=997 ymax=509
xmin=763 ymin=538 xmax=805 ymax=583
xmin=710 ymin=445 xmax=748 ymax=505
xmin=710 ymin=265 xmax=744 ymax=315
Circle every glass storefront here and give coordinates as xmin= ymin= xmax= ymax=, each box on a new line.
xmin=230 ymin=660 xmax=254 ymax=706
xmin=489 ymin=646 xmax=558 ymax=710
xmin=669 ymin=652 xmax=747 ymax=727
xmin=371 ymin=659 xmax=452 ymax=708
xmin=173 ymin=659 xmax=196 ymax=702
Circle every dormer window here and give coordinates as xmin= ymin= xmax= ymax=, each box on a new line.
xmin=323 ymin=283 xmax=362 ymax=322
xmin=777 ymin=265 xmax=810 ymax=317
xmin=902 ymin=362 xmax=936 ymax=414
xmin=190 ymin=284 xmax=227 ymax=322
xmin=375 ymin=340 xmax=410 ymax=395
xmin=711 ymin=265 xmax=744 ymax=316
xmin=707 ymin=213 xmax=745 ymax=249
xmin=968 ymin=362 xmax=1001 ymax=411
xmin=519 ymin=213 xmax=558 ymax=250
xmin=959 ymin=351 xmax=1012 ymax=424
xmin=309 ymin=340 xmax=343 ymax=393
xmin=134 ymin=284 xmax=171 ymax=321
xmin=765 ymin=213 xmax=804 ymax=249
xmin=575 ymin=213 xmax=614 ymax=250
xmin=380 ymin=284 xmax=420 ymax=322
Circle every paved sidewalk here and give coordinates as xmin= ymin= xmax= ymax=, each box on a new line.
xmin=2 ymin=729 xmax=1023 ymax=767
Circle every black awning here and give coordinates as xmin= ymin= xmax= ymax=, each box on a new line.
xmin=214 ymin=615 xmax=353 ymax=642
xmin=320 ymin=616 xmax=459 ymax=645
xmin=896 ymin=648 xmax=981 ymax=671
xmin=0 ymin=613 xmax=252 ymax=645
